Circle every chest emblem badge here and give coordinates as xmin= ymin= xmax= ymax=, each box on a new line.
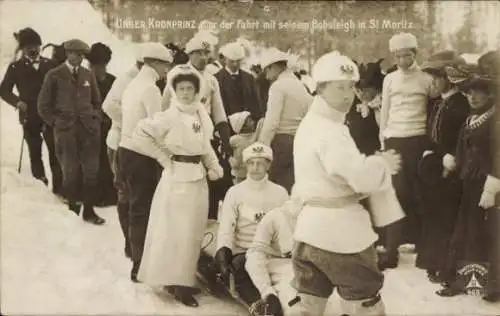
xmin=192 ymin=122 xmax=201 ymax=133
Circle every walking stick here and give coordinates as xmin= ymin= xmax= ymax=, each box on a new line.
xmin=17 ymin=129 xmax=25 ymax=173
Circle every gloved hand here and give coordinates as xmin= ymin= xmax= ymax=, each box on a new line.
xmin=214 ymin=247 xmax=232 ymax=286
xmin=479 ymin=175 xmax=500 ymax=209
xmin=377 ymin=149 xmax=402 ymax=175
xmin=17 ymin=101 xmax=28 ymax=125
xmin=265 ymin=294 xmax=284 ymax=316
xmin=442 ymin=154 xmax=457 ymax=178
xmin=207 ymin=164 xmax=224 ymax=181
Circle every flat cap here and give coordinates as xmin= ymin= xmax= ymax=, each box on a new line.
xmin=64 ymin=39 xmax=90 ymax=53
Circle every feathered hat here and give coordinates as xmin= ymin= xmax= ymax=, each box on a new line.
xmin=356 ymin=59 xmax=385 ymax=90
xmin=14 ymin=27 xmax=42 ymax=48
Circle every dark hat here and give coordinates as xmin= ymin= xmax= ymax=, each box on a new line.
xmin=457 ymin=50 xmax=499 ymax=91
xmin=42 ymin=43 xmax=67 ymax=65
xmin=14 ymin=27 xmax=42 ymax=48
xmin=63 ymin=39 xmax=90 ymax=53
xmin=421 ymin=50 xmax=465 ymax=76
xmin=418 ymin=152 xmax=444 ymax=185
xmin=444 ymin=63 xmax=479 ymax=86
xmin=165 ymin=42 xmax=189 ymax=65
xmin=356 ymin=59 xmax=385 ymax=90
xmin=86 ymin=42 xmax=112 ymax=65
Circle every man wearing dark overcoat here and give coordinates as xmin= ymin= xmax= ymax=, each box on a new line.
xmin=0 ymin=28 xmax=62 ymax=195
xmin=38 ymin=39 xmax=104 ymax=225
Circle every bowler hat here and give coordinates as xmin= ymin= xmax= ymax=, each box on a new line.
xmin=14 ymin=27 xmax=42 ymax=48
xmin=64 ymin=39 xmax=90 ymax=53
xmin=86 ymin=42 xmax=112 ymax=65
xmin=356 ymin=59 xmax=385 ymax=90
xmin=421 ymin=51 xmax=465 ymax=76
xmin=418 ymin=152 xmax=444 ymax=185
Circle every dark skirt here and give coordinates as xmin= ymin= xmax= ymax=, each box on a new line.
xmin=416 ymin=173 xmax=462 ymax=271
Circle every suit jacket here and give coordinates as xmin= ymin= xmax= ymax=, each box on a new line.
xmin=0 ymin=56 xmax=57 ymax=125
xmin=215 ymin=68 xmax=263 ymax=121
xmin=38 ymin=63 xmax=102 ymax=133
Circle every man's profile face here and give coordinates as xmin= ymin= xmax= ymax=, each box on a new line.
xmin=189 ymin=50 xmax=210 ymax=70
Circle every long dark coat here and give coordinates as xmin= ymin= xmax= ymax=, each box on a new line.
xmin=444 ymin=107 xmax=499 ymax=294
xmin=95 ymin=73 xmax=116 ymax=206
xmin=416 ymin=92 xmax=470 ymax=272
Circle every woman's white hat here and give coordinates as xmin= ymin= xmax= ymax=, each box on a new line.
xmin=141 ymin=42 xmax=173 ymax=63
xmin=220 ymin=42 xmax=246 ymax=61
xmin=185 ymin=36 xmax=212 ymax=54
xmin=242 ymin=142 xmax=273 ymax=163
xmin=260 ymin=47 xmax=290 ymax=69
xmin=312 ymin=51 xmax=359 ymax=83
xmin=389 ymin=32 xmax=418 ymax=52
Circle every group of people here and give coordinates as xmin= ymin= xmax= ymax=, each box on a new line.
xmin=1 ymin=25 xmax=499 ymax=316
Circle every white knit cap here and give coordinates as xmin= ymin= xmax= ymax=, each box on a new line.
xmin=389 ymin=33 xmax=418 ymax=52
xmin=141 ymin=42 xmax=173 ymax=63
xmin=228 ymin=111 xmax=251 ymax=133
xmin=220 ymin=42 xmax=246 ymax=61
xmin=185 ymin=36 xmax=212 ymax=54
xmin=312 ymin=51 xmax=359 ymax=83
xmin=260 ymin=48 xmax=290 ymax=69
xmin=242 ymin=142 xmax=273 ymax=163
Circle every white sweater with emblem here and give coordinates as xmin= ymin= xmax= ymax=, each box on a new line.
xmin=217 ymin=176 xmax=289 ymax=255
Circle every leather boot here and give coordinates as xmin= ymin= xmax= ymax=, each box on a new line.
xmin=287 ymin=293 xmax=328 ymax=316
xmin=168 ymin=286 xmax=199 ymax=307
xmin=339 ymin=294 xmax=386 ymax=316
xmin=82 ymin=205 xmax=105 ymax=225
xmin=67 ymin=201 xmax=82 ymax=215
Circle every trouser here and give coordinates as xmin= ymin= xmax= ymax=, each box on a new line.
xmin=232 ymin=253 xmax=261 ymax=305
xmin=113 ymin=147 xmax=130 ymax=257
xmin=24 ymin=121 xmax=63 ymax=194
xmin=269 ymin=134 xmax=294 ymax=194
xmin=117 ymin=147 xmax=161 ymax=264
xmin=107 ymin=147 xmax=117 ymax=177
xmin=95 ymin=126 xmax=116 ymax=206
xmin=53 ymin=123 xmax=100 ymax=205
xmin=383 ymin=135 xmax=428 ymax=256
xmin=208 ymin=138 xmax=232 ymax=219
xmin=291 ymin=242 xmax=384 ymax=316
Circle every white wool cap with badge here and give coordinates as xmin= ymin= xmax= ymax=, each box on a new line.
xmin=185 ymin=36 xmax=213 ymax=54
xmin=389 ymin=32 xmax=418 ymax=52
xmin=242 ymin=142 xmax=273 ymax=163
xmin=229 ymin=111 xmax=251 ymax=133
xmin=312 ymin=51 xmax=360 ymax=83
xmin=141 ymin=42 xmax=174 ymax=63
xmin=220 ymin=42 xmax=246 ymax=61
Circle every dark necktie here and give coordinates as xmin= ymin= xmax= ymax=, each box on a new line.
xmin=72 ymin=67 xmax=78 ymax=81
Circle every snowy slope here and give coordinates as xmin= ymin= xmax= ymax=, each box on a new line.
xmin=0 ymin=0 xmax=136 ymax=77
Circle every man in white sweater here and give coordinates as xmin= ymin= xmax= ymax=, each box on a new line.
xmin=215 ymin=142 xmax=289 ymax=305
xmin=290 ymin=51 xmax=401 ymax=316
xmin=115 ymin=43 xmax=173 ymax=282
xmin=378 ymin=33 xmax=433 ymax=270
xmin=245 ymin=195 xmax=301 ymax=316
xmin=102 ymin=45 xmax=144 ymax=259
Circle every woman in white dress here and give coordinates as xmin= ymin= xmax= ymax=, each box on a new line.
xmin=131 ymin=65 xmax=224 ymax=307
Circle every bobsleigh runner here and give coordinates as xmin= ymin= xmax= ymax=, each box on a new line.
xmin=196 ymin=220 xmax=258 ymax=314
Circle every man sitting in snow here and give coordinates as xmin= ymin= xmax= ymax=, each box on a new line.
xmin=215 ymin=142 xmax=289 ymax=305
xmin=245 ymin=193 xmax=302 ymax=316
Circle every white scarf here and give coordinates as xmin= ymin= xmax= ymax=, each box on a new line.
xmin=170 ymin=97 xmax=214 ymax=147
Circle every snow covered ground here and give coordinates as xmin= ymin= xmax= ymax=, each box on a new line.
xmin=2 ymin=104 xmax=500 ymax=316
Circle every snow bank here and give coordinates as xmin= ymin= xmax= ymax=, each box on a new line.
xmin=0 ymin=0 xmax=136 ymax=77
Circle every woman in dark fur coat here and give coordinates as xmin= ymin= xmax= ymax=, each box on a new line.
xmin=437 ymin=51 xmax=500 ymax=303
xmin=415 ymin=51 xmax=470 ymax=283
